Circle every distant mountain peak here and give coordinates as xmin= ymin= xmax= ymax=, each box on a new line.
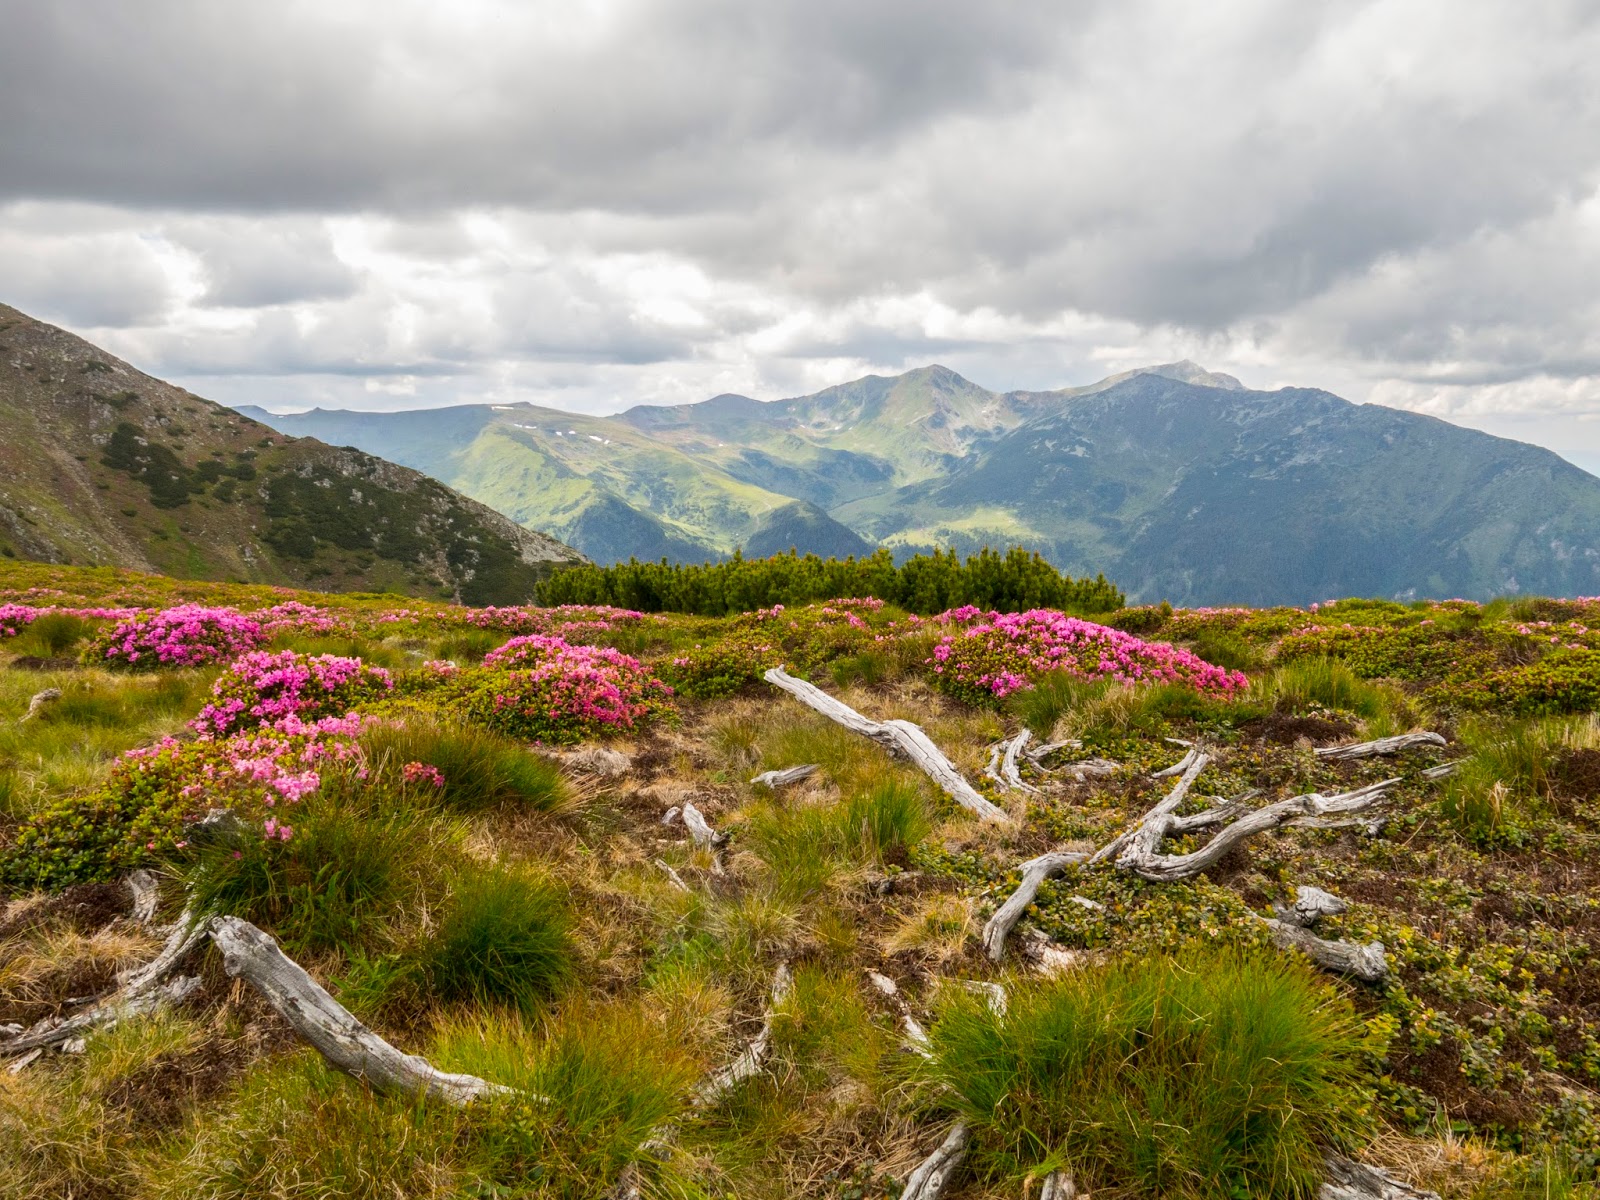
xmin=1100 ymin=360 xmax=1245 ymax=391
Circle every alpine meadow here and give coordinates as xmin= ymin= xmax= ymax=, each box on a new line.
xmin=7 ymin=4 xmax=1600 ymax=1199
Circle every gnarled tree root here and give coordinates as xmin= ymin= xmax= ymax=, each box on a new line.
xmin=1321 ymin=1154 xmax=1440 ymax=1200
xmin=693 ymin=962 xmax=793 ymax=1107
xmin=901 ymin=1122 xmax=970 ymax=1200
xmin=981 ymin=850 xmax=1089 ymax=961
xmin=764 ymin=667 xmax=1008 ymax=823
xmin=1315 ymin=733 xmax=1446 ymax=761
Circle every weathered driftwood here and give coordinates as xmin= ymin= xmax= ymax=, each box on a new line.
xmin=661 ymin=805 xmax=682 ymax=826
xmin=1018 ymin=928 xmax=1087 ymax=977
xmin=1421 ymin=760 xmax=1462 ymax=780
xmin=654 ymin=858 xmax=691 ymax=893
xmin=1265 ymin=919 xmax=1389 ymax=983
xmin=959 ymin=980 xmax=1008 ymax=1016
xmin=211 ymin=916 xmax=511 ymax=1103
xmin=2 ymin=975 xmax=202 ymax=1056
xmin=681 ymin=802 xmax=723 ymax=848
xmin=1315 ymin=732 xmax=1446 ymax=761
xmin=982 ymin=850 xmax=1090 ymax=961
xmin=1321 ymin=1154 xmax=1440 ymax=1200
xmin=1276 ymin=885 xmax=1348 ymax=928
xmin=1087 ymin=752 xmax=1211 ymax=867
xmin=1114 ymin=777 xmax=1401 ymax=883
xmin=984 ymin=743 xmax=1006 ymax=789
xmin=901 ymin=1122 xmax=971 ymax=1200
xmin=750 ymin=764 xmax=819 ymax=789
xmin=1040 ymin=1171 xmax=1078 ymax=1200
xmin=1151 ymin=744 xmax=1202 ymax=778
xmin=1062 ymin=757 xmax=1119 ymax=780
xmin=19 ymin=687 xmax=61 ymax=723
xmin=764 ymin=667 xmax=1009 ymax=824
xmin=1000 ymin=730 xmax=1039 ymax=794
xmin=125 ymin=869 xmax=160 ymax=927
xmin=865 ymin=970 xmax=931 ymax=1053
xmin=693 ymin=962 xmax=793 ymax=1107
xmin=1026 ymin=739 xmax=1079 ymax=761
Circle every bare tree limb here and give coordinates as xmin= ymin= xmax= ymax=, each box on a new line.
xmin=125 ymin=869 xmax=160 ymax=927
xmin=1000 ymin=730 xmax=1039 ymax=794
xmin=901 ymin=1123 xmax=971 ymax=1200
xmin=865 ymin=970 xmax=931 ymax=1054
xmin=1315 ymin=733 xmax=1446 ymax=761
xmin=1115 ymin=778 xmax=1401 ymax=883
xmin=1087 ymin=752 xmax=1211 ymax=867
xmin=1151 ymin=745 xmax=1202 ymax=778
xmin=750 ymin=764 xmax=819 ymax=789
xmin=211 ymin=916 xmax=511 ymax=1103
xmin=1321 ymin=1155 xmax=1440 ymax=1200
xmin=19 ymin=687 xmax=61 ymax=724
xmin=764 ymin=667 xmax=1009 ymax=824
xmin=681 ymin=802 xmax=723 ymax=848
xmin=2 ymin=976 xmax=202 ymax=1056
xmin=982 ymin=850 xmax=1090 ymax=961
xmin=693 ymin=962 xmax=793 ymax=1107
xmin=654 ymin=859 xmax=692 ymax=893
xmin=1264 ymin=919 xmax=1388 ymax=983
xmin=1275 ymin=886 xmax=1348 ymax=928
xmin=1040 ymin=1170 xmax=1079 ymax=1200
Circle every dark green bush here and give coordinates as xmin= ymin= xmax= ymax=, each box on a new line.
xmin=918 ymin=951 xmax=1378 ymax=1200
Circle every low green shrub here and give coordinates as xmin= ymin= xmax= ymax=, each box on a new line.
xmin=917 ymin=951 xmax=1379 ymax=1200
xmin=1454 ymin=648 xmax=1600 ymax=716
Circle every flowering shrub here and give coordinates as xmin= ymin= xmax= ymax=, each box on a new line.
xmin=0 ymin=714 xmax=365 ymax=889
xmin=403 ymin=761 xmax=446 ymax=789
xmin=926 ymin=609 xmax=1249 ymax=703
xmin=659 ymin=601 xmax=892 ymax=698
xmin=194 ymin=650 xmax=395 ymax=735
xmin=85 ymin=604 xmax=267 ymax=669
xmin=251 ymin=600 xmax=350 ymax=638
xmin=458 ymin=638 xmax=673 ymax=743
xmin=482 ymin=634 xmax=574 ymax=671
xmin=454 ymin=604 xmax=651 ymax=636
xmin=0 ymin=602 xmax=40 ymax=638
xmin=1448 ymin=648 xmax=1600 ymax=716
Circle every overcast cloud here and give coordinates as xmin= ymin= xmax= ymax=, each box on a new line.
xmin=4 ymin=0 xmax=1600 ymax=466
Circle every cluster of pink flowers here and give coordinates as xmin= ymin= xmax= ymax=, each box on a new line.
xmin=452 ymin=604 xmax=651 ymax=636
xmin=926 ymin=608 xmax=1250 ymax=702
xmin=402 ymin=761 xmax=446 ymax=788
xmin=0 ymin=603 xmax=38 ymax=638
xmin=464 ymin=635 xmax=673 ymax=743
xmin=250 ymin=600 xmax=349 ymax=637
xmin=194 ymin=650 xmax=395 ymax=735
xmin=91 ymin=605 xmax=267 ymax=669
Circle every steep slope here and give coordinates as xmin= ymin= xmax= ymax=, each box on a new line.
xmin=742 ymin=500 xmax=877 ymax=559
xmin=836 ymin=375 xmax=1600 ymax=604
xmin=0 ymin=304 xmax=583 ymax=602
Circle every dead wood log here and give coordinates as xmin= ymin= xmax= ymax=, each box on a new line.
xmin=693 ymin=962 xmax=793 ymax=1107
xmin=982 ymin=850 xmax=1090 ymax=961
xmin=654 ymin=859 xmax=692 ymax=893
xmin=1114 ymin=777 xmax=1401 ymax=883
xmin=1062 ymin=757 xmax=1119 ymax=780
xmin=125 ymin=869 xmax=160 ymax=927
xmin=1026 ymin=740 xmax=1079 ymax=761
xmin=1265 ymin=918 xmax=1388 ymax=983
xmin=750 ymin=764 xmax=819 ymax=788
xmin=901 ymin=1122 xmax=971 ymax=1200
xmin=1421 ymin=760 xmax=1462 ymax=780
xmin=1040 ymin=1171 xmax=1078 ymax=1200
xmin=1151 ymin=744 xmax=1202 ymax=778
xmin=866 ymin=970 xmax=931 ymax=1053
xmin=1321 ymin=1154 xmax=1440 ymax=1200
xmin=1087 ymin=752 xmax=1211 ymax=867
xmin=681 ymin=802 xmax=723 ymax=848
xmin=1 ymin=975 xmax=203 ymax=1056
xmin=984 ymin=743 xmax=1006 ymax=788
xmin=210 ymin=916 xmax=511 ymax=1103
xmin=1000 ymin=730 xmax=1039 ymax=794
xmin=1315 ymin=733 xmax=1446 ymax=761
xmin=763 ymin=667 xmax=1009 ymax=824
xmin=1275 ymin=885 xmax=1348 ymax=928
xmin=19 ymin=687 xmax=61 ymax=723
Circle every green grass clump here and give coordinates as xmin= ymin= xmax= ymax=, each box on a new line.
xmin=431 ymin=628 xmax=507 ymax=663
xmin=186 ymin=783 xmax=452 ymax=955
xmin=746 ymin=778 xmax=931 ymax=897
xmin=269 ymin=632 xmax=410 ymax=670
xmin=8 ymin=612 xmax=89 ymax=657
xmin=413 ymin=864 xmax=575 ymax=1014
xmin=361 ymin=716 xmax=573 ymax=815
xmin=434 ymin=1003 xmax=698 ymax=1197
xmin=918 ymin=951 xmax=1378 ymax=1200
xmin=1441 ymin=715 xmax=1596 ymax=845
xmin=1259 ymin=656 xmax=1394 ymax=719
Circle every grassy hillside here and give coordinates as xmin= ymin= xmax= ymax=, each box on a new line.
xmin=0 ymin=306 xmax=583 ymax=604
xmin=3 ymin=562 xmax=1600 ymax=1197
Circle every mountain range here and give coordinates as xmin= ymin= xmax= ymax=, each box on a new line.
xmin=240 ymin=362 xmax=1600 ymax=606
xmin=0 ymin=305 xmax=583 ymax=603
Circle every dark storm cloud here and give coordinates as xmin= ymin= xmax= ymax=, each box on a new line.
xmin=1 ymin=0 xmax=1599 ymax=440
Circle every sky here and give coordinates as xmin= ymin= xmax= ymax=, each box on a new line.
xmin=4 ymin=1 xmax=1600 ymax=468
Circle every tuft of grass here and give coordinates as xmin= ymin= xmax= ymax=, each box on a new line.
xmin=431 ymin=628 xmax=506 ymax=663
xmin=745 ymin=779 xmax=932 ymax=898
xmin=361 ymin=716 xmax=573 ymax=815
xmin=186 ymin=781 xmax=453 ymax=956
xmin=433 ymin=1001 xmax=699 ymax=1198
xmin=918 ymin=950 xmax=1379 ymax=1200
xmin=1184 ymin=628 xmax=1262 ymax=673
xmin=1441 ymin=715 xmax=1597 ymax=846
xmin=269 ymin=631 xmax=410 ymax=671
xmin=144 ymin=1052 xmax=459 ymax=1199
xmin=1259 ymin=656 xmax=1397 ymax=720
xmin=9 ymin=612 xmax=88 ymax=658
xmin=1012 ymin=671 xmax=1112 ymax=739
xmin=413 ymin=863 xmax=575 ymax=1015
